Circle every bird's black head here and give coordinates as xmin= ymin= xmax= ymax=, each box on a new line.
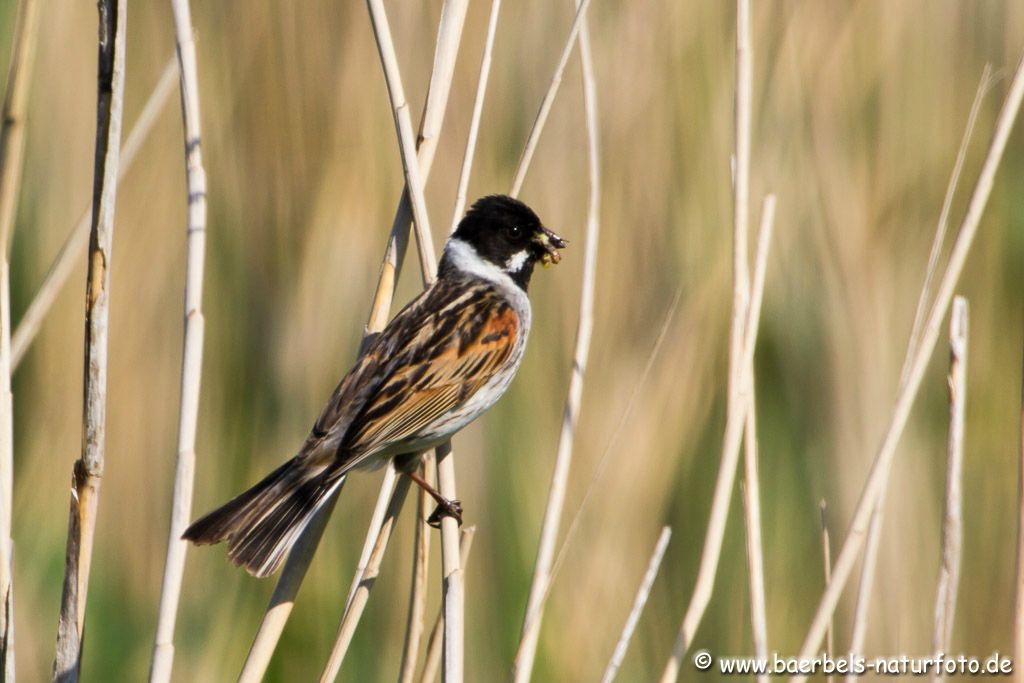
xmin=443 ymin=195 xmax=567 ymax=291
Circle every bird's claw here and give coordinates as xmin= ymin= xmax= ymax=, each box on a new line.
xmin=427 ymin=499 xmax=463 ymax=528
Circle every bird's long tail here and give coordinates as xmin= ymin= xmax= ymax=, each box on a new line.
xmin=182 ymin=458 xmax=346 ymax=578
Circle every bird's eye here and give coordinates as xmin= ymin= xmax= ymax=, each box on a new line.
xmin=506 ymin=225 xmax=523 ymax=240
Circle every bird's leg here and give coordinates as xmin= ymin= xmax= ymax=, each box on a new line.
xmin=406 ymin=469 xmax=463 ymax=528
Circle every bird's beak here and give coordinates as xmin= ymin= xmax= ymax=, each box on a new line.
xmin=535 ymin=227 xmax=568 ymax=267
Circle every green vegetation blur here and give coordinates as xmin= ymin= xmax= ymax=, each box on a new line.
xmin=2 ymin=1 xmax=1023 ymax=680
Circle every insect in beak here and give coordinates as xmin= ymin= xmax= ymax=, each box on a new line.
xmin=535 ymin=227 xmax=568 ymax=267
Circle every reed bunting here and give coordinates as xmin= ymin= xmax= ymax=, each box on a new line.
xmin=184 ymin=195 xmax=566 ymax=577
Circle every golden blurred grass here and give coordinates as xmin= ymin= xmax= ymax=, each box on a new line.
xmin=3 ymin=0 xmax=1024 ymax=680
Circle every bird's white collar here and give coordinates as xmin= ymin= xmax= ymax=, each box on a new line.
xmin=443 ymin=237 xmax=522 ymax=292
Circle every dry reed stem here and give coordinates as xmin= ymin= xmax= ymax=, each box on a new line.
xmin=52 ymin=1 xmax=127 ymax=679
xmin=0 ymin=0 xmax=40 ymax=672
xmin=741 ymin=196 xmax=775 ymax=683
xmin=902 ymin=66 xmax=990 ymax=390
xmin=845 ymin=506 xmax=882 ymax=680
xmin=367 ymin=0 xmax=439 ymax=275
xmin=450 ymin=0 xmax=502 ymax=232
xmin=237 ymin=488 xmax=342 ymax=682
xmin=10 ymin=57 xmax=178 ymax=370
xmin=240 ymin=3 xmax=467 ymax=676
xmin=366 ymin=0 xmax=467 ymax=330
xmin=792 ymin=53 xmax=1024 ymax=681
xmin=398 ymin=457 xmax=434 ymax=683
xmin=421 ymin=527 xmax=475 ymax=683
xmin=819 ymin=501 xmax=833 ymax=683
xmin=149 ymin=2 xmax=209 ymax=679
xmin=320 ymin=463 xmax=396 ymax=679
xmin=931 ymin=297 xmax=967 ymax=683
xmin=343 ymin=465 xmax=399 ymax=611
xmin=433 ymin=444 xmax=462 ymax=682
xmin=508 ymin=0 xmax=594 ymax=198
xmin=318 ymin=476 xmax=412 ymax=683
xmin=659 ymin=5 xmax=758 ymax=677
xmin=510 ymin=6 xmax=599 ymax=681
xmin=660 ymin=191 xmax=775 ymax=682
xmin=846 ymin=67 xmax=991 ymax=664
xmin=601 ymin=527 xmax=672 ymax=683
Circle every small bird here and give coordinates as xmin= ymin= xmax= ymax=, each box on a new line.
xmin=183 ymin=195 xmax=566 ymax=577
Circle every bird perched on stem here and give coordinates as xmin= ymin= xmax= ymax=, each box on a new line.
xmin=184 ymin=195 xmax=566 ymax=577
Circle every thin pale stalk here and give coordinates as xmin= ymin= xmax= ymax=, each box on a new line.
xmin=345 ymin=465 xmax=399 ymax=612
xmin=449 ymin=0 xmax=502 ymax=233
xmin=659 ymin=3 xmax=755 ymax=674
xmin=52 ymin=1 xmax=127 ymax=679
xmin=421 ymin=527 xmax=475 ymax=683
xmin=11 ymin=57 xmax=178 ymax=370
xmin=741 ymin=416 xmax=767 ymax=683
xmin=240 ymin=3 xmax=467 ymax=674
xmin=366 ymin=0 xmax=439 ymax=280
xmin=0 ymin=0 xmax=40 ymax=249
xmin=149 ymin=1 xmax=209 ymax=679
xmin=318 ymin=477 xmax=412 ymax=683
xmin=741 ymin=195 xmax=774 ymax=683
xmin=367 ymin=0 xmax=468 ymax=330
xmin=820 ymin=501 xmax=833 ymax=683
xmin=660 ymin=192 xmax=775 ymax=683
xmin=0 ymin=0 xmax=40 ymax=672
xmin=845 ymin=503 xmax=882 ymax=682
xmin=601 ymin=527 xmax=672 ymax=683
xmin=729 ymin=0 xmax=752 ymax=401
xmin=237 ymin=490 xmax=342 ymax=683
xmin=434 ymin=444 xmax=462 ymax=683
xmin=901 ymin=66 xmax=990 ymax=390
xmin=508 ymin=0 xmax=594 ymax=197
xmin=398 ymin=458 xmax=434 ymax=683
xmin=792 ymin=54 xmax=1024 ymax=681
xmin=510 ymin=7 xmax=600 ymax=681
xmin=847 ymin=67 xmax=991 ymax=666
xmin=931 ymin=297 xmax=967 ymax=683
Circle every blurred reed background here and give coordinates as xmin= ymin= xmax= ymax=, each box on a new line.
xmin=2 ymin=0 xmax=1024 ymax=680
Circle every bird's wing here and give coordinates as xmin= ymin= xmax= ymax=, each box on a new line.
xmin=342 ymin=283 xmax=519 ymax=458
xmin=296 ymin=281 xmax=519 ymax=470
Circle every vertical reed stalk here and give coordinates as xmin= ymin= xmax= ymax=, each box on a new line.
xmin=52 ymin=0 xmax=127 ymax=678
xmin=793 ymin=53 xmax=1024 ymax=679
xmin=661 ymin=6 xmax=772 ymax=677
xmin=0 ymin=0 xmax=41 ymax=674
xmin=398 ymin=457 xmax=434 ymax=683
xmin=931 ymin=297 xmax=967 ymax=683
xmin=846 ymin=66 xmax=990 ymax=666
xmin=449 ymin=0 xmax=502 ymax=231
xmin=820 ymin=501 xmax=834 ymax=683
xmin=420 ymin=527 xmax=475 ymax=683
xmin=510 ymin=3 xmax=600 ymax=679
xmin=149 ymin=1 xmax=209 ymax=679
xmin=741 ymin=197 xmax=775 ymax=683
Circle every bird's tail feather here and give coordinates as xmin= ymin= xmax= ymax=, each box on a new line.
xmin=183 ymin=458 xmax=346 ymax=578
